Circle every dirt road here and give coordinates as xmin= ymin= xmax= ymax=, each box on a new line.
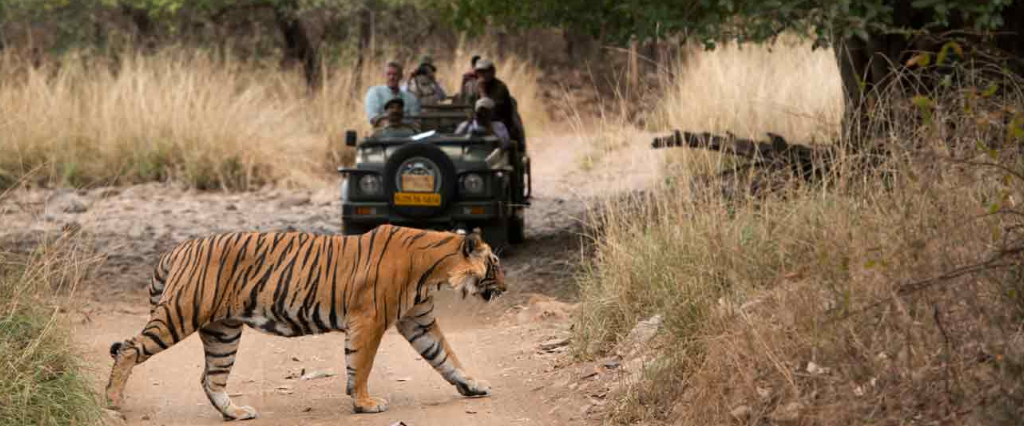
xmin=1 ymin=134 xmax=662 ymax=425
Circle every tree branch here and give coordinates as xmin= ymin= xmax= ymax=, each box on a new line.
xmin=830 ymin=249 xmax=1023 ymax=323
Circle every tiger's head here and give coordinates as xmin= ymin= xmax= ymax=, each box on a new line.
xmin=448 ymin=229 xmax=506 ymax=302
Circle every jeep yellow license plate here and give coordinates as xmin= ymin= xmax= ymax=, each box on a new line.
xmin=394 ymin=192 xmax=441 ymax=206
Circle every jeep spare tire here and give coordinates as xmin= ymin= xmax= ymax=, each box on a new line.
xmin=384 ymin=143 xmax=457 ymax=219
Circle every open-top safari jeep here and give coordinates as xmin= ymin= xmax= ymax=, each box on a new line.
xmin=338 ymin=100 xmax=531 ymax=250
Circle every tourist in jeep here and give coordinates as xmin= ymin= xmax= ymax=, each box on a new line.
xmin=405 ymin=56 xmax=447 ymax=106
xmin=373 ymin=97 xmax=421 ymax=136
xmin=364 ymin=61 xmax=420 ymax=126
xmin=456 ymin=55 xmax=482 ymax=103
xmin=455 ymin=98 xmax=510 ymax=149
xmin=465 ymin=58 xmax=520 ymax=143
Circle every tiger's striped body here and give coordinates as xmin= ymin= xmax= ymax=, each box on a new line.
xmin=106 ymin=225 xmax=504 ymax=420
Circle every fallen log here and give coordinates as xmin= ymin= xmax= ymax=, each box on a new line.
xmin=651 ymin=130 xmax=836 ymax=184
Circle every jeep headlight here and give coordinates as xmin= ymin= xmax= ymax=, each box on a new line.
xmin=462 ymin=173 xmax=485 ymax=194
xmin=358 ymin=174 xmax=382 ymax=196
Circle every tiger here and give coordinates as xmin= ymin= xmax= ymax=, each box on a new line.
xmin=105 ymin=225 xmax=505 ymax=421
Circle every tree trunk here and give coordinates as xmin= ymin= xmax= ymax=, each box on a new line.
xmin=628 ymin=37 xmax=639 ymax=98
xmin=565 ymin=29 xmax=575 ymax=62
xmin=120 ymin=1 xmax=156 ymax=49
xmin=356 ymin=2 xmax=374 ymax=77
xmin=273 ymin=2 xmax=321 ymax=91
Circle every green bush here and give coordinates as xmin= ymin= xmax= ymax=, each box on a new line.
xmin=0 ymin=236 xmax=103 ymax=426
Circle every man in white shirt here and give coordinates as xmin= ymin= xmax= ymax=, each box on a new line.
xmin=364 ymin=61 xmax=421 ymax=126
xmin=454 ymin=98 xmax=511 ymax=149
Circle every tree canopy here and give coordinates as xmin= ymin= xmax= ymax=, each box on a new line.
xmin=443 ymin=0 xmax=1015 ymax=48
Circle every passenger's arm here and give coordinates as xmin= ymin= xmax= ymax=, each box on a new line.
xmin=495 ymin=123 xmax=512 ymax=150
xmin=364 ymin=89 xmax=379 ymax=124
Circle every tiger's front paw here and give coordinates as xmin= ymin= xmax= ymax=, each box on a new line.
xmin=353 ymin=396 xmax=389 ymax=414
xmin=455 ymin=378 xmax=491 ymax=397
xmin=222 ymin=405 xmax=258 ymax=421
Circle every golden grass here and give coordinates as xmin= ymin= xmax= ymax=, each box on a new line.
xmin=653 ymin=37 xmax=844 ymax=142
xmin=0 ymin=42 xmax=550 ymax=191
xmin=574 ymin=43 xmax=1024 ymax=425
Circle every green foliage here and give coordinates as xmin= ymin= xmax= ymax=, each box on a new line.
xmin=0 ymin=241 xmax=102 ymax=426
xmin=440 ymin=0 xmax=1014 ymax=48
xmin=113 ymin=0 xmax=351 ymax=17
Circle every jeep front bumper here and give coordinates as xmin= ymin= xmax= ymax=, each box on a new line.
xmin=341 ymin=200 xmax=508 ymax=226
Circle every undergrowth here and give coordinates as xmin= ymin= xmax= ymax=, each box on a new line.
xmin=0 ymin=226 xmax=104 ymax=426
xmin=574 ymin=46 xmax=1024 ymax=425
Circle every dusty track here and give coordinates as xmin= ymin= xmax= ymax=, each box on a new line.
xmin=1 ymin=134 xmax=661 ymax=425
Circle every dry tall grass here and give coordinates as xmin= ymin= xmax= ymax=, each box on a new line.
xmin=0 ymin=227 xmax=104 ymax=425
xmin=654 ymin=37 xmax=844 ymax=142
xmin=574 ymin=48 xmax=1024 ymax=425
xmin=0 ymin=43 xmax=549 ymax=191
xmin=565 ymin=38 xmax=842 ymax=174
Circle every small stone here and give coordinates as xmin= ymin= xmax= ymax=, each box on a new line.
xmin=300 ymin=369 xmax=337 ymax=381
xmin=615 ymin=315 xmax=662 ymax=358
xmin=225 ymin=204 xmax=238 ymax=211
xmin=730 ymin=405 xmax=752 ymax=422
xmin=278 ymin=194 xmax=311 ymax=208
xmin=806 ymin=361 xmax=830 ymax=375
xmin=466 ymin=409 xmax=478 ymax=414
xmin=303 ymin=407 xmax=313 ymax=413
xmin=141 ymin=414 xmax=151 ymax=421
xmin=395 ymin=377 xmax=412 ymax=382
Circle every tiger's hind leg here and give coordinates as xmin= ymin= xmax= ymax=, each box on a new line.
xmin=396 ymin=298 xmax=491 ymax=397
xmin=199 ymin=320 xmax=257 ymax=421
xmin=106 ymin=305 xmax=192 ymax=410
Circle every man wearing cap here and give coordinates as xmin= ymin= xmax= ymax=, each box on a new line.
xmin=405 ymin=56 xmax=447 ymax=106
xmin=465 ymin=58 xmax=520 ymax=143
xmin=374 ymin=97 xmax=421 ymax=136
xmin=455 ymin=98 xmax=511 ymax=149
xmin=365 ymin=61 xmax=421 ymax=126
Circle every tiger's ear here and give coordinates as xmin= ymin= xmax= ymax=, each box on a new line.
xmin=462 ymin=230 xmax=483 ymax=257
